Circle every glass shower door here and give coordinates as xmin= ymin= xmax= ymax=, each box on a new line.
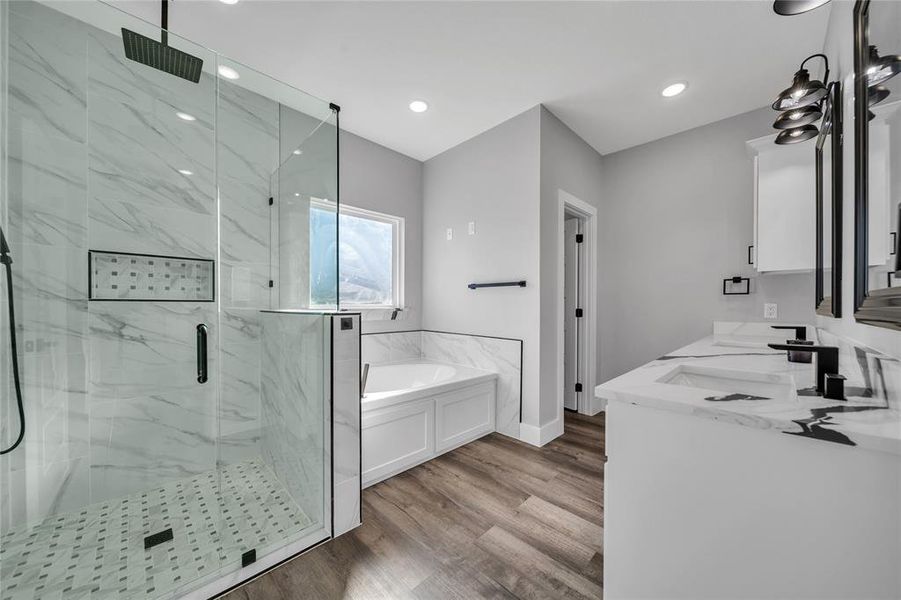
xmin=1 ymin=3 xmax=225 ymax=598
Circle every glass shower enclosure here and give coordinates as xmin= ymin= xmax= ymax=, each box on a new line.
xmin=0 ymin=1 xmax=338 ymax=598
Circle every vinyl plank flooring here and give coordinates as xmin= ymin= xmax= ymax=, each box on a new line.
xmin=219 ymin=412 xmax=605 ymax=600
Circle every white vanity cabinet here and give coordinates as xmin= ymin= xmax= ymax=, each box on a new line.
xmin=748 ymin=134 xmax=816 ymax=273
xmin=603 ymin=400 xmax=901 ymax=600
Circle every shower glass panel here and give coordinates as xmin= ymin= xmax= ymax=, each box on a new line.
xmin=0 ymin=2 xmax=337 ymax=599
xmin=270 ymin=100 xmax=339 ymax=311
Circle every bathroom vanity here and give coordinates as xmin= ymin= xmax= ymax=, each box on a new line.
xmin=596 ymin=322 xmax=901 ymax=600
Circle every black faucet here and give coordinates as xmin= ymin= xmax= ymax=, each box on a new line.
xmin=771 ymin=325 xmax=813 ymax=363
xmin=767 ymin=343 xmax=843 ymax=399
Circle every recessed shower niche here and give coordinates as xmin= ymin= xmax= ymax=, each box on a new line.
xmin=89 ymin=251 xmax=215 ymax=301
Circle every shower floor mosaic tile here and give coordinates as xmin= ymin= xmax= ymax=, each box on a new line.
xmin=0 ymin=459 xmax=314 ymax=600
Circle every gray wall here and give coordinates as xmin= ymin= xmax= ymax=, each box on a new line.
xmin=422 ymin=107 xmax=542 ymax=427
xmin=538 ymin=107 xmax=604 ymax=425
xmin=340 ymin=131 xmax=423 ymax=333
xmin=599 ymin=106 xmax=816 ymax=381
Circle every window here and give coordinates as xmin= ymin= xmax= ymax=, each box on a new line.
xmin=310 ymin=200 xmax=404 ymax=309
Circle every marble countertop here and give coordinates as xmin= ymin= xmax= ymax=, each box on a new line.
xmin=595 ymin=323 xmax=901 ymax=455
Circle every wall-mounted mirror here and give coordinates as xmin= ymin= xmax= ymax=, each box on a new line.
xmin=816 ymin=81 xmax=843 ymax=318
xmin=853 ymin=0 xmax=901 ymax=328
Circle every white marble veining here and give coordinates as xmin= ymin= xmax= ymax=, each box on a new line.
xmin=260 ymin=312 xmax=328 ymax=529
xmin=361 ymin=330 xmax=422 ymax=365
xmin=8 ymin=2 xmax=88 ymax=144
xmin=596 ymin=322 xmax=901 ymax=454
xmin=421 ymin=331 xmax=521 ymax=439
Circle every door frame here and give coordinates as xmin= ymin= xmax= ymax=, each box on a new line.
xmin=556 ymin=189 xmax=599 ymax=419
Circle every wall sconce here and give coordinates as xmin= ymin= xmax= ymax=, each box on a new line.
xmin=771 ymin=54 xmax=830 ymax=144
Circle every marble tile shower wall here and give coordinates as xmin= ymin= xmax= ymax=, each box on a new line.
xmin=218 ymin=79 xmax=279 ymax=466
xmin=0 ymin=0 xmax=302 ymax=533
xmin=260 ymin=313 xmax=328 ymax=526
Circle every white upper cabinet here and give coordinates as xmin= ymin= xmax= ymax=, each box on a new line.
xmin=748 ymin=134 xmax=816 ymax=273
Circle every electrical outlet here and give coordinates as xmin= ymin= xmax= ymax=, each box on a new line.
xmin=764 ymin=303 xmax=778 ymax=320
xmin=468 ymin=221 xmax=476 ymax=235
xmin=446 ymin=228 xmax=453 ymax=241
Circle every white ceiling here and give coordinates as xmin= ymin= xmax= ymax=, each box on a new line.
xmin=105 ymin=0 xmax=831 ymax=161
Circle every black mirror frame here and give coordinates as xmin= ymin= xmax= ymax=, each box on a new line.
xmin=816 ymin=81 xmax=843 ymax=318
xmin=853 ymin=0 xmax=901 ymax=329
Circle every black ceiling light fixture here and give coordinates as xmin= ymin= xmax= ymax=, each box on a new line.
xmin=773 ymin=0 xmax=832 ymax=16
xmin=771 ymin=53 xmax=830 ymax=144
xmin=867 ymin=45 xmax=901 ymax=87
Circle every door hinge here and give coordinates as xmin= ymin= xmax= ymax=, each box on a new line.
xmin=575 ymin=233 xmax=584 ymax=244
xmin=268 ymin=280 xmax=274 ymax=288
xmin=575 ymin=308 xmax=583 ymax=318
xmin=575 ymin=383 xmax=583 ymax=393
xmin=268 ymin=197 xmax=274 ymax=206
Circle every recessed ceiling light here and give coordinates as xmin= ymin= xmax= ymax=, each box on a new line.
xmin=220 ymin=0 xmax=239 ymax=4
xmin=178 ymin=169 xmax=193 ymax=176
xmin=176 ymin=111 xmax=196 ymax=122
xmin=409 ymin=100 xmax=429 ymax=113
xmin=661 ymin=82 xmax=688 ymax=97
xmin=218 ymin=65 xmax=240 ymax=80
xmin=293 ymin=149 xmax=303 ymax=155
xmin=294 ymin=192 xmax=301 ymax=197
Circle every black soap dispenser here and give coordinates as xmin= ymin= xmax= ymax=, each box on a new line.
xmin=771 ymin=325 xmax=813 ymax=363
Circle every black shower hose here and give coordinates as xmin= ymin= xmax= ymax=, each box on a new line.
xmin=0 ymin=247 xmax=24 ymax=455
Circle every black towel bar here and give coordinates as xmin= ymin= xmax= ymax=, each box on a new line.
xmin=468 ymin=280 xmax=527 ymax=290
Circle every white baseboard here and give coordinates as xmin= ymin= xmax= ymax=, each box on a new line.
xmin=519 ymin=417 xmax=565 ymax=447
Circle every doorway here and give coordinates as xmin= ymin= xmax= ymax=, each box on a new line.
xmin=556 ymin=190 xmax=599 ymax=422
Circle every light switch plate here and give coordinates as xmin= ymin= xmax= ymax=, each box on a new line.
xmin=468 ymin=221 xmax=476 ymax=235
xmin=764 ymin=303 xmax=778 ymax=320
xmin=446 ymin=228 xmax=453 ymax=241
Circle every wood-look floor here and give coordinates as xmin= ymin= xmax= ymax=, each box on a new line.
xmin=222 ymin=412 xmax=604 ymax=600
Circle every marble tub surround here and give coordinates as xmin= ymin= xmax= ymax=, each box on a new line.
xmin=361 ymin=330 xmax=422 ymax=364
xmin=361 ymin=330 xmax=522 ymax=439
xmin=596 ymin=323 xmax=901 ymax=454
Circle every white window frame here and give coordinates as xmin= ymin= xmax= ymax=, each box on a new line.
xmin=310 ymin=198 xmax=405 ymax=311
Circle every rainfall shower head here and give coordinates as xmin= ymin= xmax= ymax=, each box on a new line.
xmin=122 ymin=0 xmax=203 ymax=84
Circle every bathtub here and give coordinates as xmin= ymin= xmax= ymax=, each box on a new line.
xmin=361 ymin=360 xmax=497 ymax=487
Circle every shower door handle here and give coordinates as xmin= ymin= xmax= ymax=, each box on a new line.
xmin=196 ymin=324 xmax=208 ymax=384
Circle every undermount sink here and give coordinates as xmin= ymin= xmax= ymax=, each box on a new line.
xmin=657 ymin=364 xmax=798 ymax=401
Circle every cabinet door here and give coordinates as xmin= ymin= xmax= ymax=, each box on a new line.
xmin=756 ymin=143 xmax=816 ymax=272
xmin=435 ymin=382 xmax=496 ymax=452
xmin=362 ymin=400 xmax=434 ymax=487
